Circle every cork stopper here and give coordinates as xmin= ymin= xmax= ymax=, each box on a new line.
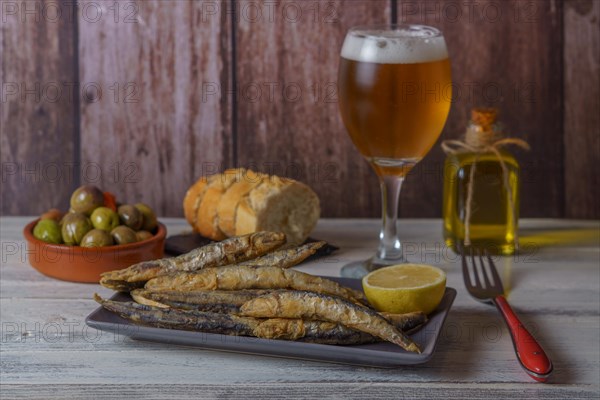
xmin=466 ymin=107 xmax=501 ymax=148
xmin=471 ymin=108 xmax=498 ymax=130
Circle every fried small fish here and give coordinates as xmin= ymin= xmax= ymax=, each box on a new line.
xmin=238 ymin=241 xmax=326 ymax=268
xmin=239 ymin=291 xmax=421 ymax=353
xmin=95 ymin=295 xmax=425 ymax=345
xmin=95 ymin=294 xmax=258 ymax=336
xmin=100 ymin=232 xmax=286 ymax=291
xmin=131 ymin=289 xmax=427 ymax=335
xmin=144 ymin=265 xmax=368 ymax=305
xmin=130 ymin=289 xmax=273 ymax=313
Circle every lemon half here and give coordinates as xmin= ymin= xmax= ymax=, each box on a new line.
xmin=362 ymin=264 xmax=446 ymax=315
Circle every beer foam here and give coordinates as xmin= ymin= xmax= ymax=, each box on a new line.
xmin=341 ymin=26 xmax=448 ymax=64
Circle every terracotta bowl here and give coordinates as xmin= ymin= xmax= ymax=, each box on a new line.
xmin=23 ymin=220 xmax=166 ymax=283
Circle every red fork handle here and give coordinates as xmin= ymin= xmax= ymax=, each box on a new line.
xmin=494 ymin=295 xmax=553 ymax=382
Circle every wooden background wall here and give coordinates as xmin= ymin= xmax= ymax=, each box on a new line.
xmin=1 ymin=0 xmax=598 ymax=218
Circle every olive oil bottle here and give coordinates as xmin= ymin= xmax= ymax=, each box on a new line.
xmin=442 ymin=108 xmax=526 ymax=255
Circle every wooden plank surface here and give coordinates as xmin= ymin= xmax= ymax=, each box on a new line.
xmin=1 ymin=313 xmax=598 ymax=384
xmin=0 ymin=0 xmax=78 ymax=215
xmin=1 ymin=217 xmax=599 ymax=399
xmin=0 ymin=0 xmax=600 ymax=218
xmin=234 ymin=0 xmax=391 ymax=217
xmin=0 ymin=384 xmax=597 ymax=400
xmin=2 ymin=1 xmax=598 ymax=220
xmin=564 ymin=0 xmax=600 ymax=218
xmin=396 ymin=0 xmax=564 ymax=218
xmin=78 ymin=0 xmax=233 ymax=216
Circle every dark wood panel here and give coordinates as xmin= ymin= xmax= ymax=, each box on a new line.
xmin=396 ymin=0 xmax=564 ymax=218
xmin=564 ymin=0 xmax=600 ymax=218
xmin=0 ymin=0 xmax=78 ymax=215
xmin=234 ymin=0 xmax=391 ymax=218
xmin=1 ymin=0 xmax=598 ymax=219
xmin=78 ymin=0 xmax=232 ymax=216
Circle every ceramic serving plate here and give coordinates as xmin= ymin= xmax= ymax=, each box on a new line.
xmin=86 ymin=278 xmax=456 ymax=368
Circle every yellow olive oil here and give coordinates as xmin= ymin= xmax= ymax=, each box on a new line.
xmin=443 ymin=150 xmax=520 ymax=255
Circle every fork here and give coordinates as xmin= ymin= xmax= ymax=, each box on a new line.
xmin=461 ymin=247 xmax=553 ymax=382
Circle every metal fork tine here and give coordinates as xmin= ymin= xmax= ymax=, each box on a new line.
xmin=459 ymin=243 xmax=472 ymax=289
xmin=469 ymin=247 xmax=482 ymax=288
xmin=485 ymin=250 xmax=503 ymax=291
xmin=477 ymin=249 xmax=493 ymax=289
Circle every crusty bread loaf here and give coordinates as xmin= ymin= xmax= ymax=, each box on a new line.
xmin=196 ymin=169 xmax=242 ymax=240
xmin=216 ymin=169 xmax=265 ymax=237
xmin=183 ymin=169 xmax=320 ymax=245
xmin=182 ymin=176 xmax=209 ymax=229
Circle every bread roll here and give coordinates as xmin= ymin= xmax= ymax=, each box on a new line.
xmin=182 ymin=176 xmax=208 ymax=229
xmin=183 ymin=169 xmax=320 ymax=245
xmin=217 ymin=169 xmax=265 ymax=237
xmin=196 ymin=169 xmax=243 ymax=240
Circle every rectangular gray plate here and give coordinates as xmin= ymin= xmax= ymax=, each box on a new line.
xmin=86 ymin=278 xmax=456 ymax=368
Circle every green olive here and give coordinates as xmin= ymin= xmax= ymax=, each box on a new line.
xmin=40 ymin=208 xmax=64 ymax=222
xmin=80 ymin=229 xmax=114 ymax=248
xmin=70 ymin=185 xmax=104 ymax=216
xmin=118 ymin=204 xmax=143 ymax=231
xmin=136 ymin=230 xmax=153 ymax=242
xmin=90 ymin=207 xmax=120 ymax=232
xmin=33 ymin=219 xmax=62 ymax=244
xmin=135 ymin=203 xmax=158 ymax=232
xmin=111 ymin=225 xmax=138 ymax=245
xmin=60 ymin=208 xmax=77 ymax=228
xmin=61 ymin=213 xmax=93 ymax=245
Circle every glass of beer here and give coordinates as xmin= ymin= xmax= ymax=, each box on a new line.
xmin=338 ymin=24 xmax=451 ymax=277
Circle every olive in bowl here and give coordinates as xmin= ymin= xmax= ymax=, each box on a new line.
xmin=118 ymin=205 xmax=143 ymax=230
xmin=80 ymin=229 xmax=114 ymax=248
xmin=136 ymin=230 xmax=154 ymax=242
xmin=23 ymin=220 xmax=166 ymax=283
xmin=61 ymin=212 xmax=93 ymax=245
xmin=91 ymin=207 xmax=120 ymax=232
xmin=70 ymin=185 xmax=104 ymax=216
xmin=135 ymin=203 xmax=158 ymax=232
xmin=33 ymin=219 xmax=63 ymax=244
xmin=40 ymin=208 xmax=64 ymax=223
xmin=111 ymin=225 xmax=138 ymax=245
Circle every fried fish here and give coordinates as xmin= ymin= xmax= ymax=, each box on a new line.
xmin=144 ymin=265 xmax=368 ymax=305
xmin=239 ymin=291 xmax=421 ymax=353
xmin=100 ymin=231 xmax=286 ymax=291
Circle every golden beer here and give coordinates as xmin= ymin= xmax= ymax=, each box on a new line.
xmin=338 ymin=29 xmax=451 ymax=176
xmin=337 ymin=25 xmax=451 ymax=276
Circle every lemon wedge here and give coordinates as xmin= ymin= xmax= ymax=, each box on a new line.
xmin=362 ymin=264 xmax=446 ymax=315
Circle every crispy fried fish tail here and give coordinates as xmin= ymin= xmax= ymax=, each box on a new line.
xmin=239 ymin=291 xmax=421 ymax=353
xmin=99 ymin=231 xmax=286 ymax=291
xmin=380 ymin=312 xmax=428 ymax=334
xmin=144 ymin=265 xmax=368 ymax=305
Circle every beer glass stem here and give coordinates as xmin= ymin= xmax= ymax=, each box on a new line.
xmin=374 ymin=175 xmax=406 ymax=265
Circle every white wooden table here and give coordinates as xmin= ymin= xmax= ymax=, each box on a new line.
xmin=1 ymin=217 xmax=599 ymax=399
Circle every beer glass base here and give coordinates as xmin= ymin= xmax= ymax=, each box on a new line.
xmin=340 ymin=260 xmax=372 ymax=279
xmin=340 ymin=257 xmax=407 ymax=279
